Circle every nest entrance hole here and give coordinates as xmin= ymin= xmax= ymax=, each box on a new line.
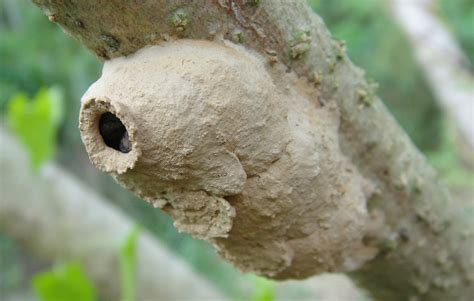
xmin=99 ymin=112 xmax=131 ymax=153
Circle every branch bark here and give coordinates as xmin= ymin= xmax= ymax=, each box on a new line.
xmin=30 ymin=1 xmax=474 ymax=300
xmin=0 ymin=128 xmax=227 ymax=301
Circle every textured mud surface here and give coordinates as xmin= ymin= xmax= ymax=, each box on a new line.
xmin=80 ymin=40 xmax=373 ymax=279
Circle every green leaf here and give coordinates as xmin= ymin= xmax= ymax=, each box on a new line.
xmin=6 ymin=87 xmax=63 ymax=170
xmin=251 ymin=276 xmax=275 ymax=301
xmin=32 ymin=262 xmax=97 ymax=301
xmin=120 ymin=225 xmax=141 ymax=301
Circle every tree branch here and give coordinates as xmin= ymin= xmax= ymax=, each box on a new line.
xmin=30 ymin=1 xmax=474 ymax=300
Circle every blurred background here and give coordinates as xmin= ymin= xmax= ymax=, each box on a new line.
xmin=0 ymin=0 xmax=472 ymax=300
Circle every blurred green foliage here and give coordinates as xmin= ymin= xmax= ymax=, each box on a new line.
xmin=6 ymin=87 xmax=63 ymax=169
xmin=0 ymin=0 xmax=101 ymax=153
xmin=32 ymin=262 xmax=97 ymax=301
xmin=28 ymin=226 xmax=141 ymax=301
xmin=120 ymin=226 xmax=140 ymax=301
xmin=250 ymin=276 xmax=275 ymax=301
xmin=440 ymin=0 xmax=474 ymax=63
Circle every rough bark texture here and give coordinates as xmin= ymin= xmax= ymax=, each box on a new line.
xmin=31 ymin=1 xmax=474 ymax=300
xmin=0 ymin=129 xmax=227 ymax=301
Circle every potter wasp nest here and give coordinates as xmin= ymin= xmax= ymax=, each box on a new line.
xmin=80 ymin=39 xmax=371 ymax=279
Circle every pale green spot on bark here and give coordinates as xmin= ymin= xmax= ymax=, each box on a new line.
xmin=289 ymin=29 xmax=312 ymax=59
xmin=170 ymin=9 xmax=189 ymax=32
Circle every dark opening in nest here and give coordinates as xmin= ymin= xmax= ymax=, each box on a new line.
xmin=99 ymin=112 xmax=131 ymax=153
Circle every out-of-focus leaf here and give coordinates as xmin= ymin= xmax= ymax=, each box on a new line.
xmin=120 ymin=225 xmax=140 ymax=301
xmin=32 ymin=262 xmax=97 ymax=301
xmin=251 ymin=276 xmax=275 ymax=301
xmin=440 ymin=0 xmax=474 ymax=63
xmin=6 ymin=87 xmax=63 ymax=170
